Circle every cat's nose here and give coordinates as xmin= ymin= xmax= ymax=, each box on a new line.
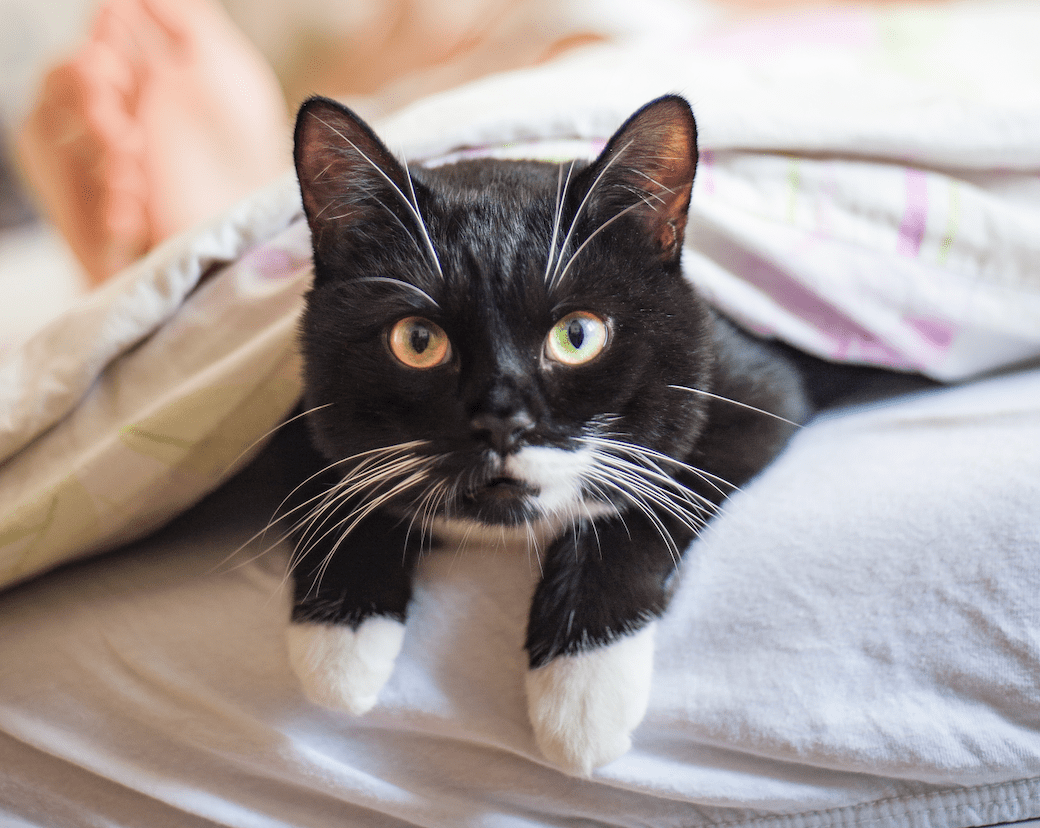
xmin=470 ymin=409 xmax=535 ymax=456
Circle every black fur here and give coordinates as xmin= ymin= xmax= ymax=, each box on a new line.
xmin=285 ymin=94 xmax=874 ymax=669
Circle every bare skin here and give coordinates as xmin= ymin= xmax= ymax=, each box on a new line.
xmin=16 ymin=0 xmax=612 ymax=286
xmin=16 ymin=0 xmax=947 ymax=287
xmin=16 ymin=0 xmax=289 ymax=285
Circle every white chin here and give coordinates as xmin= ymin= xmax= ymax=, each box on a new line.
xmin=503 ymin=445 xmax=598 ymax=517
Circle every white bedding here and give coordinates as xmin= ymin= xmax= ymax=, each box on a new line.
xmin=2 ymin=2 xmax=1040 ymax=825
xmin=2 ymin=361 xmax=1038 ymax=827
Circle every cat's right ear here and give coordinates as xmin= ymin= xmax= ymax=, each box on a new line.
xmin=293 ymin=96 xmax=413 ymax=248
xmin=579 ymin=95 xmax=698 ymax=264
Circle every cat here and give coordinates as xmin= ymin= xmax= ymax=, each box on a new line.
xmin=279 ymin=93 xmax=868 ymax=775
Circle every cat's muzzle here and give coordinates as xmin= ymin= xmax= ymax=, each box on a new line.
xmin=460 ymin=477 xmax=539 ymax=525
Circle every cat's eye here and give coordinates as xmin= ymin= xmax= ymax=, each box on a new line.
xmin=545 ymin=311 xmax=609 ymax=366
xmin=388 ymin=317 xmax=452 ymax=368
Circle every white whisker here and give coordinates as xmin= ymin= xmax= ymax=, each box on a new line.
xmin=669 ymin=384 xmax=803 ymax=428
xmin=267 ymin=440 xmax=432 ymax=598
xmin=629 ymin=167 xmax=677 ymax=196
xmin=584 ymin=466 xmax=708 ymax=537
xmin=544 ymin=160 xmax=576 ymax=284
xmin=587 ymin=443 xmax=722 ymax=511
xmin=550 ymin=200 xmax=643 ymax=292
xmin=299 ymin=464 xmax=432 ymax=598
xmin=311 ymin=469 xmax=431 ymax=594
xmin=549 ymin=139 xmax=635 ymax=290
xmin=295 ymin=455 xmax=431 ymax=559
xmin=222 ymin=404 xmax=333 ymax=485
xmin=523 ymin=518 xmax=544 ymax=577
xmin=401 ymin=156 xmax=445 ymax=279
xmin=330 ymin=182 xmax=432 ymax=266
xmin=405 ymin=477 xmax=452 ymax=560
xmin=585 ymin=470 xmax=683 ymax=568
xmin=287 ymin=445 xmax=429 ymax=552
xmin=581 ymin=434 xmax=739 ymax=501
xmin=617 ymin=183 xmax=664 ymax=208
xmin=312 ymin=114 xmax=443 ymax=279
xmin=573 ymin=430 xmax=743 ymax=568
xmin=353 ymin=276 xmax=441 ymax=309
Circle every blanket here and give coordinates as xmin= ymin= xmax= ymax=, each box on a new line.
xmin=2 ymin=365 xmax=1039 ymax=825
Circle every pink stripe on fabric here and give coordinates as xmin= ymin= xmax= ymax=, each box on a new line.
xmin=700 ymin=149 xmax=716 ymax=196
xmin=904 ymin=315 xmax=956 ymax=352
xmin=691 ymin=9 xmax=874 ymax=57
xmin=729 ymin=246 xmax=912 ymax=368
xmin=897 ymin=168 xmax=929 ymax=258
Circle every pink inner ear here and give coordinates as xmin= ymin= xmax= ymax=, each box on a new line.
xmin=295 ymin=111 xmax=356 ymax=227
xmin=294 ymin=97 xmax=411 ymax=232
xmin=594 ymin=97 xmax=698 ymax=259
xmin=653 ymin=215 xmax=686 ymax=255
xmin=629 ymin=127 xmax=696 ymax=257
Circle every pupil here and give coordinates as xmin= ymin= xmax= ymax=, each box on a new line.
xmin=567 ymin=319 xmax=585 ymax=349
xmin=410 ymin=326 xmax=430 ymax=354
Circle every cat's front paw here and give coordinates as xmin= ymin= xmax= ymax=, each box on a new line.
xmin=285 ymin=616 xmax=405 ymax=715
xmin=525 ymin=623 xmax=656 ymax=776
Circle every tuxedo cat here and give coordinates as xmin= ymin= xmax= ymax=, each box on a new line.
xmin=282 ymin=94 xmax=824 ymax=775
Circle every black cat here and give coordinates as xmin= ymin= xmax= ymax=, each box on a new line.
xmin=281 ymin=94 xmax=881 ymax=775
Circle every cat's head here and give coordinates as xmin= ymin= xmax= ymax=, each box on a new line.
xmin=293 ymin=95 xmax=713 ymax=530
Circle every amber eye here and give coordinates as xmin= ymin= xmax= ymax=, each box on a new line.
xmin=388 ymin=317 xmax=452 ymax=368
xmin=545 ymin=311 xmax=609 ymax=366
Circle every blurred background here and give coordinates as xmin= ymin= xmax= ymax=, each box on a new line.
xmin=0 ymin=0 xmax=937 ymax=342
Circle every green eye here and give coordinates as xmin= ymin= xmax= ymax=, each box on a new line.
xmin=545 ymin=311 xmax=609 ymax=366
xmin=388 ymin=317 xmax=451 ymax=368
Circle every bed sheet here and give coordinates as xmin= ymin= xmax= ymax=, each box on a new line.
xmin=6 ymin=0 xmax=1040 ymax=591
xmin=1 ymin=364 xmax=1039 ymax=828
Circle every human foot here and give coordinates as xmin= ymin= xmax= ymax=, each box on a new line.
xmin=16 ymin=2 xmax=149 ymax=285
xmin=17 ymin=0 xmax=290 ymax=286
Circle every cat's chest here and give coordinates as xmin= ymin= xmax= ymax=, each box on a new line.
xmin=429 ymin=516 xmax=563 ymax=561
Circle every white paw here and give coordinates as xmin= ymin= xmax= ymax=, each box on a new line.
xmin=285 ymin=617 xmax=405 ymax=715
xmin=525 ymin=623 xmax=656 ymax=776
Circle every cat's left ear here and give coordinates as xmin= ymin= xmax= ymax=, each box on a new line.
xmin=584 ymin=95 xmax=698 ymax=262
xmin=293 ymin=96 xmax=416 ymax=253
